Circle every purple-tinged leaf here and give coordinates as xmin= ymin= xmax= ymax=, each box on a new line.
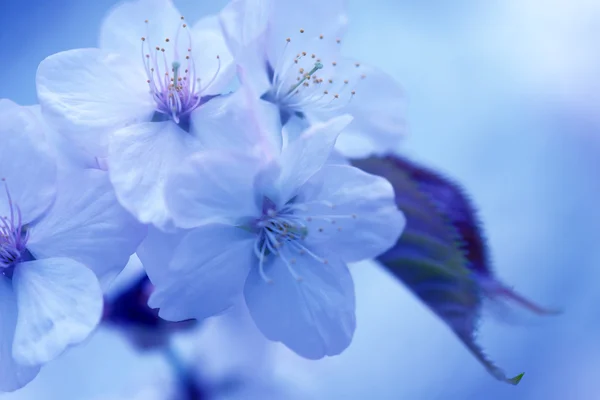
xmin=352 ymin=155 xmax=558 ymax=385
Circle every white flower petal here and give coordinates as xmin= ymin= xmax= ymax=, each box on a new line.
xmin=164 ymin=151 xmax=261 ymax=229
xmin=137 ymin=225 xmax=187 ymax=286
xmin=0 ymin=277 xmax=39 ymax=392
xmin=27 ymin=168 xmax=146 ymax=288
xmin=99 ymin=0 xmax=183 ymax=60
xmin=190 ymin=90 xmax=282 ymax=157
xmin=334 ymin=63 xmax=407 ymax=157
xmin=281 ymin=114 xmax=309 ymax=147
xmin=24 ymin=105 xmax=99 ymax=170
xmin=268 ymin=0 xmax=348 ymax=43
xmin=108 ymin=121 xmax=200 ymax=230
xmin=327 ymin=149 xmax=350 ymax=166
xmin=37 ymin=48 xmax=155 ymax=157
xmin=148 ymin=224 xmax=254 ymax=321
xmin=275 ymin=114 xmax=353 ymax=204
xmin=190 ymin=16 xmax=235 ymax=95
xmin=0 ymin=99 xmax=57 ymax=224
xmin=299 ymin=165 xmax=405 ymax=262
xmin=219 ymin=0 xmax=270 ymax=53
xmin=219 ymin=0 xmax=272 ymax=96
xmin=265 ymin=0 xmax=348 ymax=67
xmin=12 ymin=258 xmax=103 ymax=365
xmin=244 ymin=246 xmax=355 ymax=359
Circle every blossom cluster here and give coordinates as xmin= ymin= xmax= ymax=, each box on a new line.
xmin=0 ymin=0 xmax=408 ymax=391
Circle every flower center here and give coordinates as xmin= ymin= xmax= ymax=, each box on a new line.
xmin=251 ymin=197 xmax=357 ymax=284
xmin=0 ymin=179 xmax=30 ymax=277
xmin=263 ymin=30 xmax=366 ymax=119
xmin=141 ymin=17 xmax=221 ymax=127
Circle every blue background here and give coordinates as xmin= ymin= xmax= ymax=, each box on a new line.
xmin=1 ymin=0 xmax=599 ymax=398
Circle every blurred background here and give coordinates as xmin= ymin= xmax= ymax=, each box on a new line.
xmin=1 ymin=0 xmax=599 ymax=398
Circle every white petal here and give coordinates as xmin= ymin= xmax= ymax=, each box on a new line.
xmin=244 ymin=246 xmax=355 ymax=359
xmin=219 ymin=0 xmax=270 ymax=53
xmin=164 ymin=151 xmax=260 ymax=229
xmin=300 ymin=165 xmax=405 ymax=262
xmin=281 ymin=114 xmax=309 ymax=147
xmin=108 ymin=121 xmax=200 ymax=230
xmin=334 ymin=63 xmax=407 ymax=157
xmin=268 ymin=0 xmax=348 ymax=42
xmin=265 ymin=0 xmax=348 ymax=67
xmin=148 ymin=224 xmax=254 ymax=321
xmin=12 ymin=258 xmax=103 ymax=365
xmin=190 ymin=90 xmax=281 ymax=157
xmin=99 ymin=0 xmax=183 ymax=60
xmin=189 ymin=16 xmax=235 ymax=95
xmin=24 ymin=105 xmax=99 ymax=170
xmin=37 ymin=48 xmax=155 ymax=157
xmin=0 ymin=99 xmax=57 ymax=224
xmin=275 ymin=114 xmax=353 ymax=204
xmin=137 ymin=225 xmax=187 ymax=286
xmin=0 ymin=277 xmax=39 ymax=392
xmin=219 ymin=0 xmax=272 ymax=96
xmin=327 ymin=149 xmax=350 ymax=166
xmin=27 ymin=168 xmax=146 ymax=288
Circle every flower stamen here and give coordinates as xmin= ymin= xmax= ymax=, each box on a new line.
xmin=0 ymin=179 xmax=30 ymax=274
xmin=141 ymin=17 xmax=220 ymax=126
